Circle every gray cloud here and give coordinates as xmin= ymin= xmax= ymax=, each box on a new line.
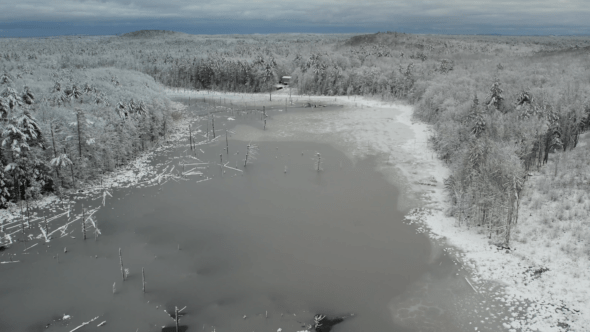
xmin=0 ymin=0 xmax=588 ymax=33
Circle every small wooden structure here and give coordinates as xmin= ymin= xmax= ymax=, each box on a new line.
xmin=280 ymin=76 xmax=291 ymax=85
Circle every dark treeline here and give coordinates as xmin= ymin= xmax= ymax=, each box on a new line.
xmin=2 ymin=30 xmax=590 ymax=248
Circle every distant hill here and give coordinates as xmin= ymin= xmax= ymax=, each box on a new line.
xmin=344 ymin=32 xmax=409 ymax=47
xmin=120 ymin=30 xmax=188 ymax=38
xmin=344 ymin=33 xmax=380 ymax=46
xmin=535 ymin=44 xmax=590 ymax=57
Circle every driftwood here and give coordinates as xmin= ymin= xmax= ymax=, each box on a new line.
xmin=313 ymin=314 xmax=345 ymax=332
xmin=464 ymin=277 xmax=478 ymax=293
xmin=69 ymin=316 xmax=99 ymax=332
xmin=163 ymin=306 xmax=187 ymax=332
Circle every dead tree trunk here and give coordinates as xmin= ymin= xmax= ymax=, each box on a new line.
xmin=119 ymin=248 xmax=125 ymax=281
xmin=175 ymin=306 xmax=179 ymax=332
xmin=50 ymin=123 xmax=61 ymax=182
xmin=244 ymin=144 xmax=250 ymax=167
xmin=189 ymin=124 xmax=193 ymax=151
xmin=76 ymin=111 xmax=83 ymax=160
xmin=225 ymin=130 xmax=229 ymax=155
xmin=82 ymin=205 xmax=86 ymax=240
xmin=211 ymin=115 xmax=216 ymax=138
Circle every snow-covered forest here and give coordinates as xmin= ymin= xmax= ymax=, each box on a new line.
xmin=1 ymin=30 xmax=590 ymax=256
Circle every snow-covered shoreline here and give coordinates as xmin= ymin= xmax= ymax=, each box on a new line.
xmin=167 ymin=87 xmax=589 ymax=331
xmin=400 ymin=116 xmax=589 ymax=331
xmin=390 ymin=99 xmax=588 ymax=332
xmin=0 ymin=100 xmax=192 ymax=241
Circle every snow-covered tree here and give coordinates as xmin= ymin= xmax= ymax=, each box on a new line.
xmin=0 ymin=73 xmax=12 ymax=85
xmin=50 ymin=153 xmax=73 ymax=187
xmin=0 ymin=98 xmax=9 ymax=120
xmin=469 ymin=95 xmax=486 ymax=138
xmin=116 ymin=102 xmax=128 ymax=119
xmin=487 ymin=79 xmax=504 ymax=111
xmin=1 ymin=87 xmax=23 ymax=113
xmin=22 ymin=86 xmax=35 ymax=105
xmin=0 ymin=159 xmax=10 ymax=208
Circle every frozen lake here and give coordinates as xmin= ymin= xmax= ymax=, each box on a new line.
xmin=0 ymin=96 xmax=508 ymax=332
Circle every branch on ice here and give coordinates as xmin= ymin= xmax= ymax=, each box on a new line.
xmin=69 ymin=316 xmax=100 ymax=332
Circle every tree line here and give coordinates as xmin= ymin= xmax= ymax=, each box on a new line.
xmin=0 ymin=66 xmax=172 ymax=209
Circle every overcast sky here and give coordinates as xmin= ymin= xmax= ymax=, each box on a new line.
xmin=0 ymin=0 xmax=588 ymax=37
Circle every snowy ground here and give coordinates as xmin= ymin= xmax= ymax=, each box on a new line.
xmin=167 ymin=87 xmax=589 ymax=331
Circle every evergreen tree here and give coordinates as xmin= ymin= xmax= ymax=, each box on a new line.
xmin=0 ymin=73 xmax=12 ymax=85
xmin=116 ymin=102 xmax=129 ymax=119
xmin=469 ymin=94 xmax=486 ymax=138
xmin=1 ymin=87 xmax=23 ymax=115
xmin=0 ymin=98 xmax=9 ymax=120
xmin=487 ymin=79 xmax=504 ymax=112
xmin=22 ymin=86 xmax=35 ymax=105
xmin=2 ymin=110 xmax=47 ymax=201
